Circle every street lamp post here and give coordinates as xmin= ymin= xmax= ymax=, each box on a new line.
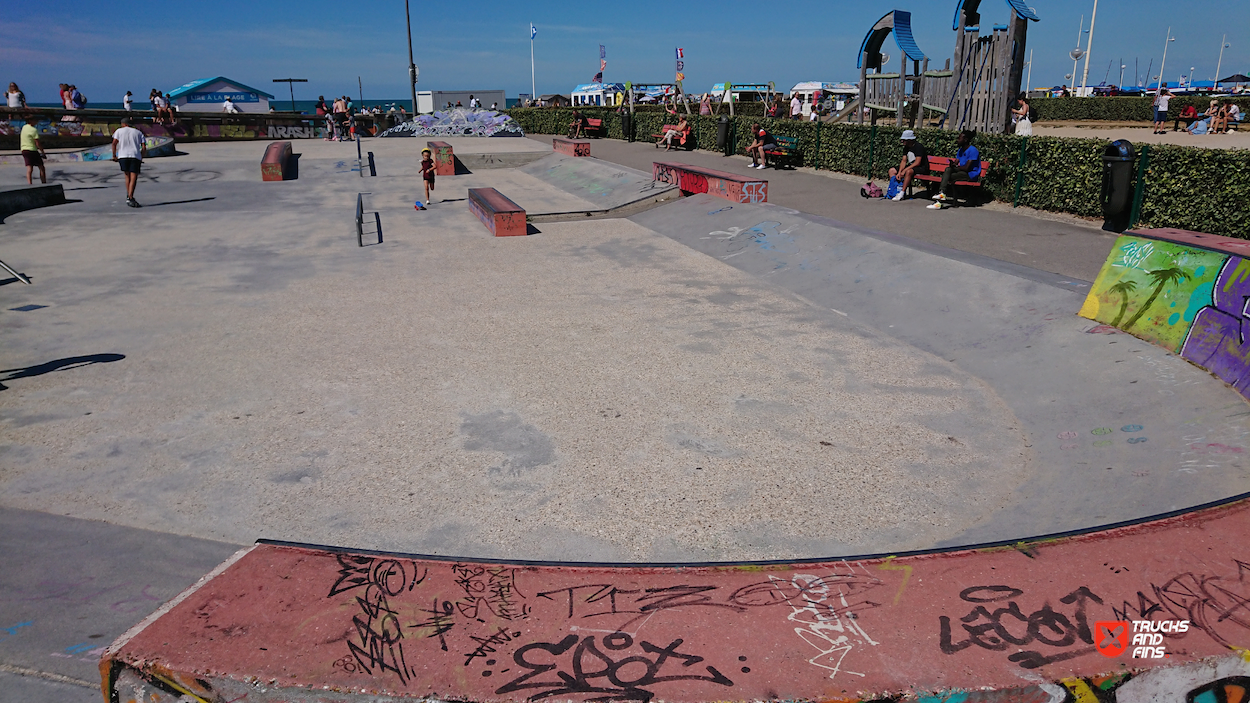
xmin=1080 ymin=0 xmax=1099 ymax=96
xmin=405 ymin=0 xmax=418 ymax=118
xmin=272 ymin=78 xmax=307 ymax=113
xmin=1214 ymin=35 xmax=1230 ymax=85
xmin=1070 ymin=15 xmax=1085 ymax=91
xmin=1119 ymin=63 xmax=1126 ymax=88
xmin=1158 ymin=27 xmax=1175 ymax=91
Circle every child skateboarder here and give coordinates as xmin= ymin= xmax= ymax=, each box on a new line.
xmin=419 ymin=147 xmax=435 ymax=208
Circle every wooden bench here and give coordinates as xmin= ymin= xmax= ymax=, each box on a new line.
xmin=653 ymin=161 xmax=768 ymax=203
xmin=467 ymin=187 xmax=527 ymax=237
xmin=910 ymin=156 xmax=991 ymax=201
xmin=583 ymin=117 xmax=605 ymax=137
xmin=260 ymin=141 xmax=292 ymax=181
xmin=651 ymin=124 xmax=692 ymax=150
xmin=427 ymin=141 xmax=455 ymax=176
xmin=552 ymin=136 xmax=591 ymax=157
xmin=763 ymin=135 xmax=801 ymax=169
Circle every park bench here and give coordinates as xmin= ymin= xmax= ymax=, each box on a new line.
xmin=427 ymin=141 xmax=455 ymax=176
xmin=910 ymin=156 xmax=991 ymax=202
xmin=651 ymin=124 xmax=692 ymax=150
xmin=260 ymin=141 xmax=293 ymax=182
xmin=653 ymin=161 xmax=768 ymax=204
xmin=583 ymin=118 xmax=605 ymax=137
xmin=468 ymin=187 xmax=527 ymax=237
xmin=763 ymin=135 xmax=801 ymax=169
xmin=552 ymin=136 xmax=591 ymax=157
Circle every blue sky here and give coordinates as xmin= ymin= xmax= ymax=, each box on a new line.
xmin=4 ymin=0 xmax=1247 ymax=103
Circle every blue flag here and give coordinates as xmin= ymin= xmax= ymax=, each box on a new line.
xmin=531 ymin=24 xmax=537 ymax=40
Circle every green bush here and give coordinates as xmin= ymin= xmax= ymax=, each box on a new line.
xmin=503 ymin=108 xmax=1250 ymax=238
xmin=1033 ymin=96 xmax=1250 ymax=122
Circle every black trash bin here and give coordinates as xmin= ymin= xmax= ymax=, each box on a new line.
xmin=1102 ymin=139 xmax=1136 ymax=233
xmin=621 ymin=112 xmax=633 ymax=143
xmin=717 ymin=115 xmax=731 ymax=153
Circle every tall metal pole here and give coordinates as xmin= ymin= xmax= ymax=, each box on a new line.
xmin=1071 ymin=15 xmax=1084 ymax=91
xmin=405 ymin=0 xmax=417 ymax=117
xmin=1158 ymin=27 xmax=1173 ymax=90
xmin=1080 ymin=0 xmax=1098 ymax=96
xmin=1026 ymin=49 xmax=1033 ymax=92
xmin=1214 ymin=35 xmax=1228 ymax=84
xmin=530 ymin=25 xmax=537 ymax=103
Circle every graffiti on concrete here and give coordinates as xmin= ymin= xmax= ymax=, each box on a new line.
xmin=1 ymin=117 xmax=325 ymax=141
xmin=653 ymin=162 xmax=768 ymax=204
xmin=939 ymin=585 xmax=1103 ymax=669
xmin=377 ymin=109 xmax=524 ymax=138
xmin=1080 ymin=233 xmax=1250 ymax=402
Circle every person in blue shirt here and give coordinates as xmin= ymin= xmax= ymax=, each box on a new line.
xmin=931 ymin=129 xmax=981 ymax=204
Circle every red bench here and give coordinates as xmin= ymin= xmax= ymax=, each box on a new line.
xmin=552 ymin=136 xmax=591 ymax=157
xmin=427 ymin=141 xmax=455 ymax=176
xmin=651 ymin=124 xmax=692 ymax=150
xmin=653 ymin=161 xmax=768 ymax=203
xmin=468 ymin=188 xmax=527 ymax=237
xmin=910 ymin=156 xmax=990 ymax=200
xmin=260 ymin=141 xmax=292 ymax=181
xmin=583 ymin=117 xmax=605 ymax=137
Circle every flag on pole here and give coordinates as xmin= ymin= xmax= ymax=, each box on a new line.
xmin=593 ymin=72 xmax=603 ymax=83
xmin=676 ymin=48 xmax=684 ymax=59
xmin=600 ymin=45 xmax=606 ymax=59
xmin=600 ymin=59 xmax=607 ymax=71
xmin=676 ymin=73 xmax=685 ymax=82
xmin=531 ymin=24 xmax=537 ymax=39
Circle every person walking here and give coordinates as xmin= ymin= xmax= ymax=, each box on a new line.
xmin=420 ymin=147 xmax=436 ymax=207
xmin=20 ymin=120 xmax=47 ymax=185
xmin=111 ymin=117 xmax=148 ymax=208
xmin=790 ymin=93 xmax=802 ymax=119
xmin=6 ymin=83 xmax=26 ymax=108
xmin=123 ymin=90 xmax=133 ymax=111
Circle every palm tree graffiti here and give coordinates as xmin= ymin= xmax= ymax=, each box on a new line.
xmin=1108 ymin=280 xmax=1138 ymax=327
xmin=1123 ymin=266 xmax=1188 ymax=331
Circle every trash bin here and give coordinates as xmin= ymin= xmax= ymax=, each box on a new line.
xmin=1101 ymin=139 xmax=1136 ymax=233
xmin=621 ymin=112 xmax=633 ymax=143
xmin=717 ymin=115 xmax=731 ymax=152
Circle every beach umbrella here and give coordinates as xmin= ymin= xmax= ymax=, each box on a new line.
xmin=1218 ymin=73 xmax=1250 ymax=83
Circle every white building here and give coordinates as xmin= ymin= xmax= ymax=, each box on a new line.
xmin=571 ymin=83 xmax=627 ymax=107
xmin=168 ymin=77 xmax=274 ymax=113
xmin=790 ymin=82 xmax=859 ymax=115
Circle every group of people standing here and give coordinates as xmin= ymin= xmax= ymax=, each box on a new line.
xmin=316 ymin=95 xmax=359 ymax=141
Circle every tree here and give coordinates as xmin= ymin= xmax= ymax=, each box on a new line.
xmin=1123 ymin=266 xmax=1188 ymax=331
xmin=1108 ymin=279 xmax=1138 ymax=327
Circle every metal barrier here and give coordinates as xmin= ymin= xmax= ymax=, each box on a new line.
xmin=355 ymin=193 xmax=382 ymax=247
xmin=353 ymin=136 xmax=376 ymax=177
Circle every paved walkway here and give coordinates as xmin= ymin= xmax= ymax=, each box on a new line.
xmin=540 ymin=136 xmax=1122 ymax=283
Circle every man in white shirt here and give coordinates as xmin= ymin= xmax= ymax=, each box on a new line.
xmin=123 ymin=91 xmax=133 ymax=111
xmin=222 ymin=97 xmax=239 ymax=113
xmin=790 ymin=94 xmax=802 ymax=119
xmin=111 ymin=118 xmax=148 ymax=207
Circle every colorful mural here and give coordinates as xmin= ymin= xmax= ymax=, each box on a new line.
xmin=1 ymin=116 xmax=326 ymax=142
xmin=376 ymin=109 xmax=524 ymax=138
xmin=1080 ymin=231 xmax=1250 ymax=400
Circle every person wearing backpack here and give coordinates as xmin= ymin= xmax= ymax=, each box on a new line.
xmin=1012 ymin=93 xmax=1033 ymax=136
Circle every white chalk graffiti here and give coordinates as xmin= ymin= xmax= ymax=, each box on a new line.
xmin=741 ymin=181 xmax=767 ymax=203
xmin=769 ymin=570 xmax=879 ymax=681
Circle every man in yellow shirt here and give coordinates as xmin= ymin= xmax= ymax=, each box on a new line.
xmin=20 ymin=121 xmax=47 ymax=185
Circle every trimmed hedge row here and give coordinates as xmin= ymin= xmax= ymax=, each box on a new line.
xmin=505 ymin=108 xmax=1250 ymax=238
xmin=1033 ymin=96 xmax=1250 ymax=122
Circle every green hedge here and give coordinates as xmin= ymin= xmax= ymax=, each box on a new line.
xmin=505 ymin=109 xmax=1250 ymax=238
xmin=1033 ymin=96 xmax=1250 ymax=122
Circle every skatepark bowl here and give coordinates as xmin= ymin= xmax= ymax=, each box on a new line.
xmin=0 ymin=134 xmax=1247 ymax=703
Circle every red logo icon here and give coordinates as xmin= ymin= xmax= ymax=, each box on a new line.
xmin=1094 ymin=620 xmax=1129 ymax=657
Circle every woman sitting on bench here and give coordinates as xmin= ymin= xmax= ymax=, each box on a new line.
xmin=657 ymin=116 xmax=688 ymax=151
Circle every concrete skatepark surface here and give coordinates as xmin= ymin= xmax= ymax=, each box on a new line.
xmin=1 ymin=135 xmax=1248 ymax=700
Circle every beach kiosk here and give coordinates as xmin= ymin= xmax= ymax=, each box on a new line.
xmin=168 ymin=77 xmax=274 ymax=113
xmin=790 ymin=82 xmax=859 ymax=115
xmin=571 ymin=83 xmax=627 ymax=108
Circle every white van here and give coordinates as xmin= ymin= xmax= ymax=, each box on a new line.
xmin=790 ymin=82 xmax=859 ymax=116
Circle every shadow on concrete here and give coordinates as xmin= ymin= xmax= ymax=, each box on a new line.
xmin=145 ymin=197 xmax=217 ymax=207
xmin=287 ymin=153 xmax=301 ymax=180
xmin=0 ymin=353 xmax=125 ymax=391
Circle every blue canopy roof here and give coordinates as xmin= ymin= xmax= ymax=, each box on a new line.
xmin=953 ymin=0 xmax=1039 ymax=30
xmin=168 ymin=77 xmax=275 ymax=99
xmin=858 ymin=10 xmax=926 ymax=70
